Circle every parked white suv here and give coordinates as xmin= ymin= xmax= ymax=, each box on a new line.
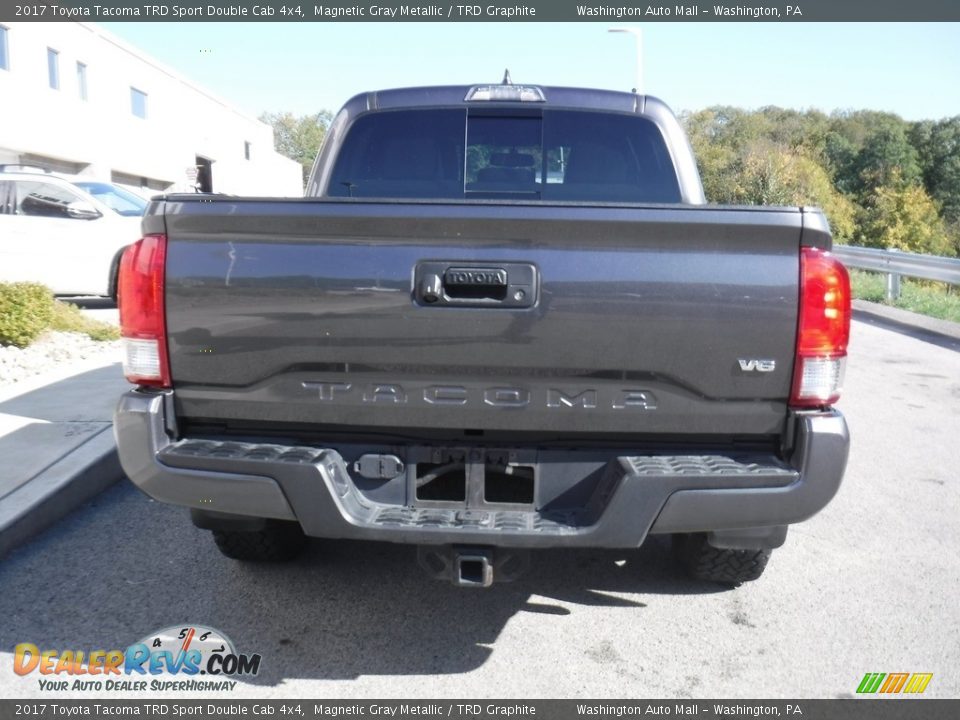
xmin=0 ymin=166 xmax=148 ymax=298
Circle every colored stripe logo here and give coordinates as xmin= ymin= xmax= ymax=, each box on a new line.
xmin=857 ymin=672 xmax=933 ymax=694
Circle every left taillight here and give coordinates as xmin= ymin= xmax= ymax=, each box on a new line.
xmin=118 ymin=234 xmax=170 ymax=388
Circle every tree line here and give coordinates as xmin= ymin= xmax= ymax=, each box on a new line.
xmin=681 ymin=107 xmax=960 ymax=256
xmin=259 ymin=111 xmax=333 ymax=186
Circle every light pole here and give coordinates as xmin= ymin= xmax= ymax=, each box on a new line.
xmin=608 ymin=27 xmax=643 ymax=95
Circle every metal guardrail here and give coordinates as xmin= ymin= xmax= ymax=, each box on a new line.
xmin=832 ymin=245 xmax=960 ymax=300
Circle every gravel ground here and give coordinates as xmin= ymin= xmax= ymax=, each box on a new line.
xmin=0 ymin=331 xmax=122 ymax=386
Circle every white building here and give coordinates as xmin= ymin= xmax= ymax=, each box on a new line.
xmin=0 ymin=22 xmax=302 ymax=196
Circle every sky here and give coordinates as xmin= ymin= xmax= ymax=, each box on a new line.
xmin=103 ymin=22 xmax=960 ymax=122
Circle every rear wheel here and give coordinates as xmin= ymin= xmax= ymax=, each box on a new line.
xmin=673 ymin=533 xmax=771 ymax=586
xmin=212 ymin=521 xmax=307 ymax=562
xmin=108 ymin=247 xmax=127 ymax=303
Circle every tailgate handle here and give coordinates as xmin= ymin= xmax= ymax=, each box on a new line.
xmin=443 ymin=267 xmax=508 ymax=301
xmin=415 ymin=262 xmax=538 ymax=309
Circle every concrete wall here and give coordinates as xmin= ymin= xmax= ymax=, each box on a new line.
xmin=0 ymin=22 xmax=303 ymax=196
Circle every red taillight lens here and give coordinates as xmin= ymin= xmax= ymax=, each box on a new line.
xmin=118 ymin=234 xmax=170 ymax=387
xmin=790 ymin=247 xmax=851 ymax=408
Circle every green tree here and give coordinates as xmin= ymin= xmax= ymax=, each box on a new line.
xmin=859 ymin=176 xmax=952 ymax=255
xmin=682 ymin=110 xmax=855 ymax=242
xmin=259 ymin=110 xmax=333 ymax=186
xmin=681 ymin=108 xmax=740 ymax=202
xmin=823 ymin=111 xmax=920 ymax=197
xmin=756 ymin=106 xmax=831 ymax=158
xmin=910 ymin=117 xmax=960 ymax=224
xmin=736 ymin=143 xmax=857 ymax=243
xmin=672 ymin=105 xmax=958 ymax=255
xmin=822 ymin=130 xmax=859 ymax=193
xmin=851 ymin=125 xmax=921 ymax=194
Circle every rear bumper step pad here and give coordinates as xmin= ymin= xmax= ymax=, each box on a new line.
xmin=115 ymin=390 xmax=848 ymax=549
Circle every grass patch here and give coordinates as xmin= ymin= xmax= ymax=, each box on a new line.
xmin=849 ymin=269 xmax=960 ymax=323
xmin=50 ymin=301 xmax=121 ymax=342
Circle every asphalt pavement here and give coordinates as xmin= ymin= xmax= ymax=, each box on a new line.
xmin=0 ymin=361 xmax=124 ymax=557
xmin=0 ymin=315 xmax=957 ymax=699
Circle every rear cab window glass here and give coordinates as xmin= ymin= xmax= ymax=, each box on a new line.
xmin=466 ymin=114 xmax=541 ymax=197
xmin=541 ymin=111 xmax=681 ymax=203
xmin=328 ymin=108 xmax=681 ymax=203
xmin=327 ymin=109 xmax=465 ymax=199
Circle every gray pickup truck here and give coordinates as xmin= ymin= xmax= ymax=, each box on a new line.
xmin=114 ymin=81 xmax=851 ymax=587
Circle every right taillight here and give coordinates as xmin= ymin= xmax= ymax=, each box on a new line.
xmin=118 ymin=234 xmax=170 ymax=388
xmin=790 ymin=247 xmax=851 ymax=408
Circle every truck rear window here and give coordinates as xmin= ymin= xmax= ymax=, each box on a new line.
xmin=327 ymin=109 xmax=682 ymax=203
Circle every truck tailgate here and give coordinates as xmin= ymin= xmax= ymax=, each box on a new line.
xmin=159 ymin=200 xmax=803 ymax=437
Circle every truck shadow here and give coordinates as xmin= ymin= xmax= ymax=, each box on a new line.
xmin=0 ymin=480 xmax=728 ymax=687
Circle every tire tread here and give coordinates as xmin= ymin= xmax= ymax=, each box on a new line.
xmin=212 ymin=522 xmax=306 ymax=562
xmin=675 ymin=533 xmax=770 ymax=586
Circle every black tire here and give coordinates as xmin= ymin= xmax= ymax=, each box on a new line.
xmin=108 ymin=247 xmax=126 ymax=303
xmin=673 ymin=533 xmax=771 ymax=586
xmin=212 ymin=521 xmax=307 ymax=562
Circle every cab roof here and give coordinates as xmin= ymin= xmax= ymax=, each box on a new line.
xmin=347 ymin=85 xmax=675 ymax=118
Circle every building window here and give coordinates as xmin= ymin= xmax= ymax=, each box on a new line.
xmin=130 ymin=87 xmax=147 ymax=119
xmin=76 ymin=62 xmax=87 ymax=101
xmin=244 ymin=141 xmax=251 ymax=160
xmin=47 ymin=48 xmax=59 ymax=89
xmin=0 ymin=26 xmax=9 ymax=71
